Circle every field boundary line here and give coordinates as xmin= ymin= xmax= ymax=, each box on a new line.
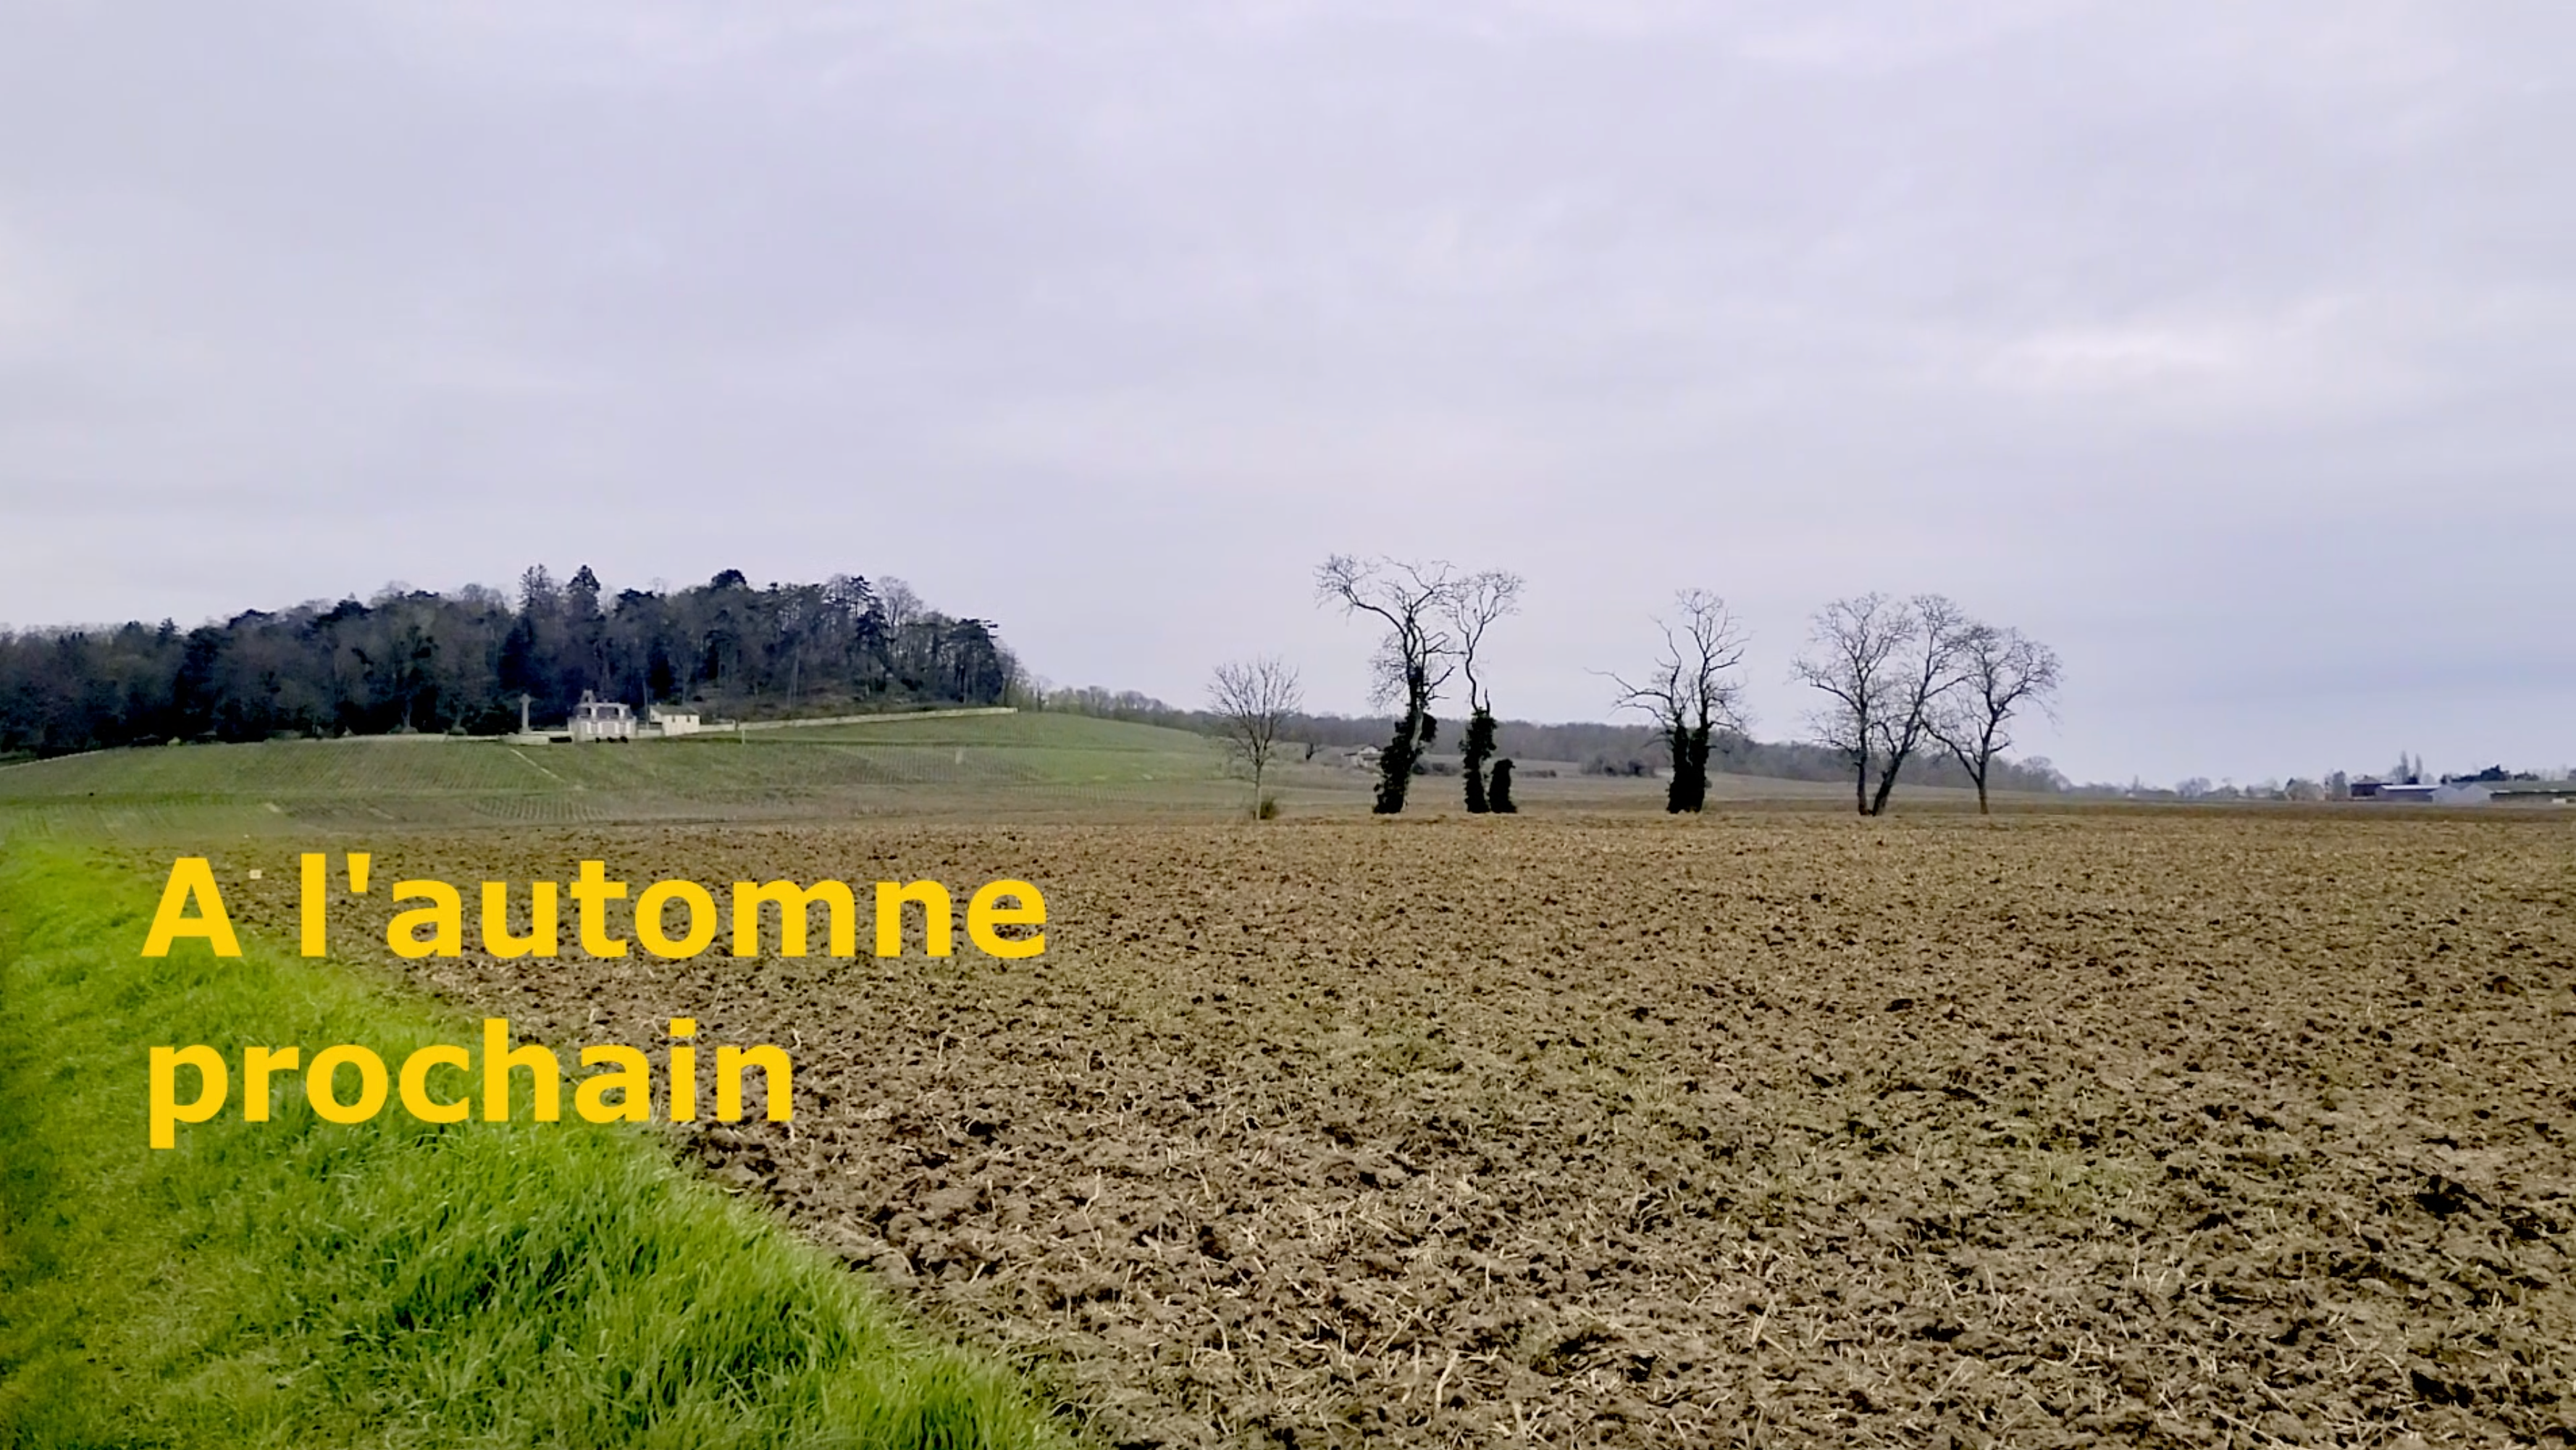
xmin=504 ymin=748 xmax=566 ymax=783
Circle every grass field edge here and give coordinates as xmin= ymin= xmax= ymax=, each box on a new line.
xmin=0 ymin=838 xmax=1082 ymax=1450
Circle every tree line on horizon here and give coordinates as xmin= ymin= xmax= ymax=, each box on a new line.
xmin=0 ymin=567 xmax=1020 ymax=757
xmin=1055 ymin=683 xmax=2068 ymax=792
xmin=5 ymin=560 xmax=2068 ymax=810
xmin=1178 ymin=558 xmax=2068 ymax=816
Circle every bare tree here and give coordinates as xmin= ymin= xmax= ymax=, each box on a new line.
xmin=1207 ymin=657 xmax=1304 ymax=818
xmin=1443 ymin=569 xmax=1523 ymax=813
xmin=1608 ymin=590 xmax=1749 ymax=813
xmin=1926 ymin=624 xmax=2061 ymax=815
xmin=1869 ymin=594 xmax=1974 ymax=816
xmin=1792 ymin=593 xmax=1907 ymax=816
xmin=1315 ymin=556 xmax=1458 ymax=813
xmin=1793 ymin=592 xmax=1971 ymax=816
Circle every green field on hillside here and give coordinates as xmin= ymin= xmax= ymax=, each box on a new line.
xmin=0 ymin=709 xmax=2003 ymax=840
xmin=0 ymin=712 xmax=1244 ymax=837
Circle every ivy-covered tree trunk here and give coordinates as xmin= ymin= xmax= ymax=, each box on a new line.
xmin=1374 ymin=670 xmax=1440 ymax=815
xmin=1665 ymin=722 xmax=1711 ymax=813
xmin=1374 ymin=718 xmax=1417 ymax=813
xmin=1687 ymin=725 xmax=1713 ymax=810
xmin=1662 ymin=724 xmax=1688 ymax=812
xmin=1460 ymin=707 xmax=1497 ymax=813
xmin=1488 ymin=757 xmax=1517 ymax=813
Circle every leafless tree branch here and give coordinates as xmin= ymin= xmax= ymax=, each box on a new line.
xmin=1441 ymin=569 xmax=1524 ymax=715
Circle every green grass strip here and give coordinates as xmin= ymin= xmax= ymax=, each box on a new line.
xmin=0 ymin=842 xmax=1073 ymax=1449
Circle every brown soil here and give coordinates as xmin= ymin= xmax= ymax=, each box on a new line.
xmin=214 ymin=813 xmax=2576 ymax=1448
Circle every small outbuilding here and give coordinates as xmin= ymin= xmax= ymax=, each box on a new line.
xmin=643 ymin=705 xmax=702 ymax=738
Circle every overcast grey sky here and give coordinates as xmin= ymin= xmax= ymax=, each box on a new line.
xmin=3 ymin=1 xmax=2569 ymax=785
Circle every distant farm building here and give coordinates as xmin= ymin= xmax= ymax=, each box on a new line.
xmin=642 ymin=705 xmax=702 ymax=738
xmin=2351 ymin=781 xmax=2499 ymax=805
xmin=2486 ymin=780 xmax=2576 ymax=803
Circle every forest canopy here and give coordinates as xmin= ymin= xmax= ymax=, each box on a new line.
xmin=0 ymin=566 xmax=1020 ymax=756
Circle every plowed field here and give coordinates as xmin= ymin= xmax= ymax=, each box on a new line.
xmin=210 ymin=813 xmax=2576 ymax=1448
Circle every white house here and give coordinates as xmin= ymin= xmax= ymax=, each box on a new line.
xmin=567 ymin=691 xmax=635 ymax=743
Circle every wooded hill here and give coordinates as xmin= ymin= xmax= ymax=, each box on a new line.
xmin=0 ymin=567 xmax=1019 ymax=757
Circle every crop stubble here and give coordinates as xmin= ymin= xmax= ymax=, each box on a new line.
xmin=219 ymin=813 xmax=2574 ymax=1448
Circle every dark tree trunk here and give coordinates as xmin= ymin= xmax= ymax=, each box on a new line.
xmin=1665 ymin=721 xmax=1711 ymax=813
xmin=1374 ymin=715 xmax=1418 ymax=814
xmin=1868 ymin=747 xmax=1908 ymax=816
xmin=1461 ymin=708 xmax=1497 ymax=813
xmin=1687 ymin=724 xmax=1711 ymax=810
xmin=1664 ymin=724 xmax=1687 ymax=813
xmin=1664 ymin=726 xmax=1687 ymax=813
xmin=1373 ymin=669 xmax=1435 ymax=814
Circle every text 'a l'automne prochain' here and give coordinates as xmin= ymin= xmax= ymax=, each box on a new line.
xmin=136 ymin=853 xmax=1048 ymax=1148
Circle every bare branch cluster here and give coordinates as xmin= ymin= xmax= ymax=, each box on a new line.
xmin=1316 ymin=555 xmax=1458 ymax=714
xmin=1443 ymin=570 xmax=1524 ymax=716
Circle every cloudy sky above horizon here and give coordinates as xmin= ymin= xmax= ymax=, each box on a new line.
xmin=4 ymin=1 xmax=2570 ymax=785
